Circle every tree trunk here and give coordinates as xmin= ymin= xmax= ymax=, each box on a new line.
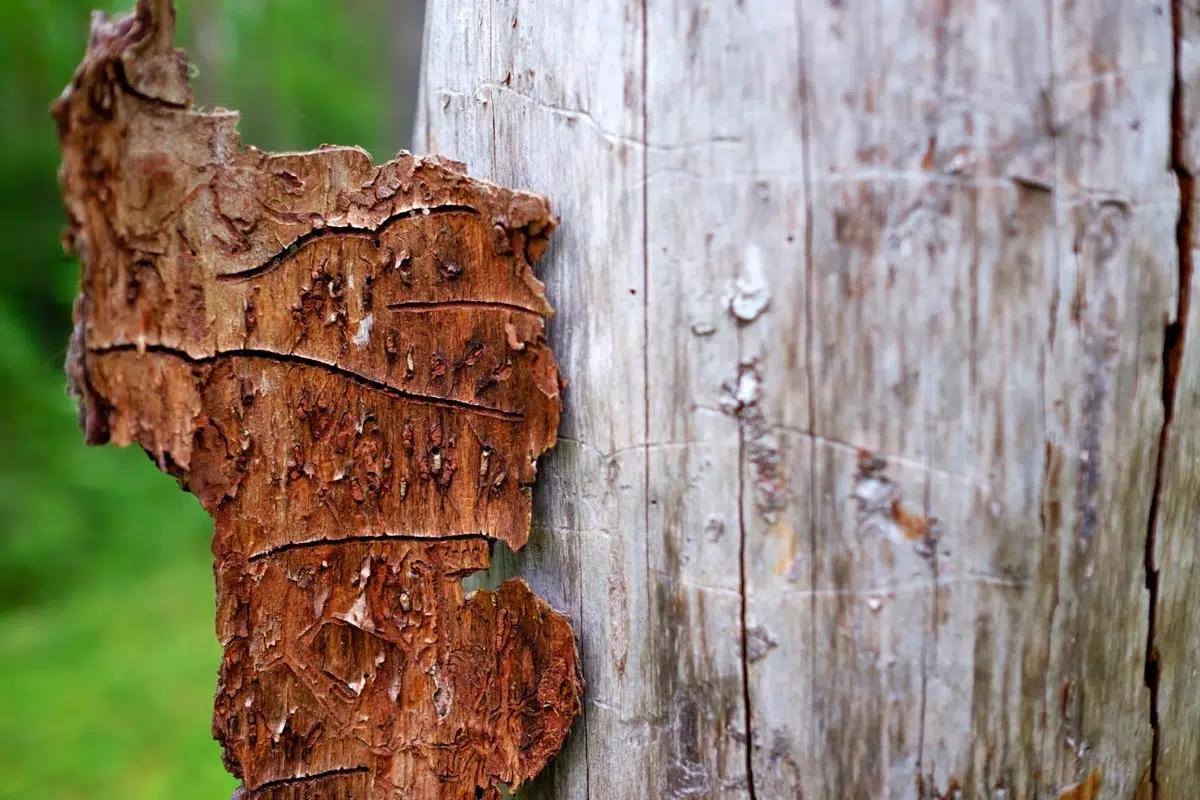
xmin=417 ymin=0 xmax=1200 ymax=797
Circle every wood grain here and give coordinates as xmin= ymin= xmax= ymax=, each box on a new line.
xmin=54 ymin=2 xmax=581 ymax=797
xmin=419 ymin=0 xmax=1193 ymax=797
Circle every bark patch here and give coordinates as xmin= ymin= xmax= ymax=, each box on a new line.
xmin=54 ymin=2 xmax=581 ymax=797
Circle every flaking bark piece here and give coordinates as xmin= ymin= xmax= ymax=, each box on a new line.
xmin=53 ymin=2 xmax=581 ymax=797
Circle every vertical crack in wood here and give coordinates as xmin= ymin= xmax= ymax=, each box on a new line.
xmin=488 ymin=0 xmax=498 ymax=180
xmin=913 ymin=3 xmax=954 ymax=791
xmin=920 ymin=414 xmax=938 ymax=796
xmin=1037 ymin=439 xmax=1062 ymax=796
xmin=735 ymin=406 xmax=756 ymax=799
xmin=794 ymin=0 xmax=819 ymax=793
xmin=1042 ymin=1 xmax=1061 ymax=787
xmin=639 ymin=4 xmax=652 ymax=800
xmin=727 ymin=338 xmax=760 ymax=797
xmin=1146 ymin=3 xmax=1193 ymax=796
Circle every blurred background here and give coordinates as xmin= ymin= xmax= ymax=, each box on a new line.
xmin=0 ymin=1 xmax=425 ymax=796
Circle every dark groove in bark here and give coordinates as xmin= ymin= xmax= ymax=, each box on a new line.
xmin=387 ymin=299 xmax=542 ymax=316
xmin=88 ymin=343 xmax=524 ymax=421
xmin=247 ymin=532 xmax=488 ymax=563
xmin=215 ymin=204 xmax=480 ymax=282
xmin=1146 ymin=3 xmax=1193 ymax=796
xmin=246 ymin=765 xmax=370 ymax=793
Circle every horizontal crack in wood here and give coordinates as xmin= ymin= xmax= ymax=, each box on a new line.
xmin=247 ymin=533 xmax=489 ymax=563
xmin=247 ymin=765 xmax=370 ymax=793
xmin=215 ymin=204 xmax=480 ymax=283
xmin=386 ymin=299 xmax=543 ymax=316
xmin=89 ymin=344 xmax=524 ymax=421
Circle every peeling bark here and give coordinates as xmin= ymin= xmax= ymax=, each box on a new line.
xmin=53 ymin=2 xmax=581 ymax=797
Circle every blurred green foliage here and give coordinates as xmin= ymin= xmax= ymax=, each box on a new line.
xmin=0 ymin=0 xmax=413 ymax=796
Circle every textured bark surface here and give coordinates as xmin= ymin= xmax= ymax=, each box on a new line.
xmin=54 ymin=1 xmax=581 ymax=797
xmin=417 ymin=0 xmax=1197 ymax=798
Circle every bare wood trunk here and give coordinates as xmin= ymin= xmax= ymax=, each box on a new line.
xmin=55 ymin=2 xmax=582 ymax=798
xmin=418 ymin=0 xmax=1200 ymax=797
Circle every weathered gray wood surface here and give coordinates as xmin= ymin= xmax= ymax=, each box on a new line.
xmin=416 ymin=1 xmax=1197 ymax=797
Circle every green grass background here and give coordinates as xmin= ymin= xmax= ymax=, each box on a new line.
xmin=0 ymin=2 xmax=415 ymax=796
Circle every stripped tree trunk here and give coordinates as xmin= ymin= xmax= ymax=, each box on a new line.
xmin=418 ymin=0 xmax=1200 ymax=797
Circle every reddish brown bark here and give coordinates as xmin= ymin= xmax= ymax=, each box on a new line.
xmin=53 ymin=2 xmax=581 ymax=797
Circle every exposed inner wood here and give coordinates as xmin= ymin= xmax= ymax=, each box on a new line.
xmin=417 ymin=0 xmax=1190 ymax=796
xmin=53 ymin=1 xmax=581 ymax=797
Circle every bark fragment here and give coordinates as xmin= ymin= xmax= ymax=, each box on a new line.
xmin=53 ymin=2 xmax=581 ymax=797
